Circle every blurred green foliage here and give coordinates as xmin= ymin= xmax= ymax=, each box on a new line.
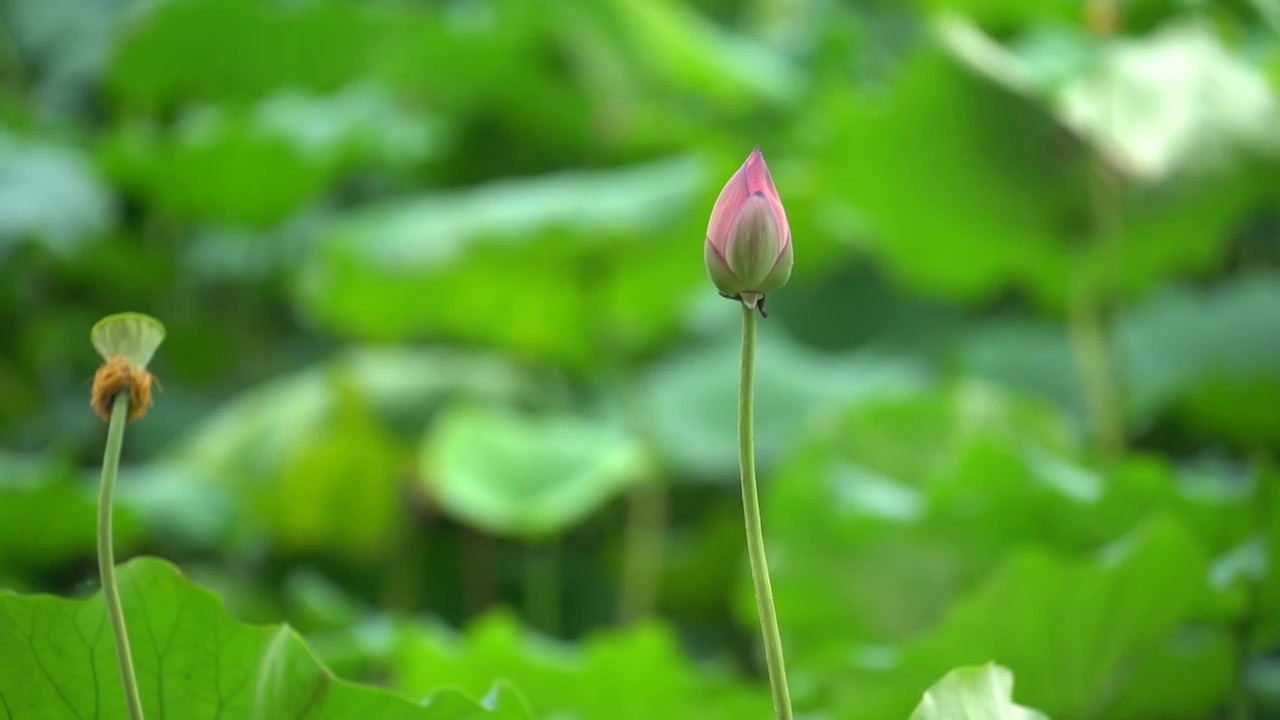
xmin=2 ymin=0 xmax=1279 ymax=717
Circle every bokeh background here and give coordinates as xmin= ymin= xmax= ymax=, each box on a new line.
xmin=3 ymin=0 xmax=1280 ymax=717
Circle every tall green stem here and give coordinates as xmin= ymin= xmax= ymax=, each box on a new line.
xmin=462 ymin=530 xmax=498 ymax=615
xmin=1067 ymin=278 xmax=1125 ymax=463
xmin=738 ymin=305 xmax=793 ymax=720
xmin=382 ymin=512 xmax=427 ymax=614
xmin=1072 ymin=5 xmax=1127 ymax=464
xmin=617 ymin=481 xmax=667 ymax=624
xmin=524 ymin=540 xmax=561 ymax=635
xmin=99 ymin=393 xmax=145 ymax=720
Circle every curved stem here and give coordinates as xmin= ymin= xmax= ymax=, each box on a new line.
xmin=738 ymin=306 xmax=793 ymax=720
xmin=99 ymin=393 xmax=145 ymax=720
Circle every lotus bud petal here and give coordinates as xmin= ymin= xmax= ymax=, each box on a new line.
xmin=705 ymin=148 xmax=792 ymax=309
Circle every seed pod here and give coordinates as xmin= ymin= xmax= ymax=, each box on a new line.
xmin=89 ymin=313 xmax=166 ymax=423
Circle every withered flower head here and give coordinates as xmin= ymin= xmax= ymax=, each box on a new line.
xmin=90 ymin=313 xmax=165 ymax=423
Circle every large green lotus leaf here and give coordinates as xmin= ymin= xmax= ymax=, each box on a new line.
xmin=956 ymin=319 xmax=1087 ymax=429
xmin=773 ymin=263 xmax=972 ymax=357
xmin=1101 ymin=629 xmax=1237 ymax=720
xmin=418 ymin=405 xmax=649 ymax=538
xmin=267 ymin=385 xmax=404 ymax=558
xmin=1116 ymin=275 xmax=1280 ymax=444
xmin=3 ymin=0 xmax=133 ymax=112
xmin=0 ymin=132 xmax=111 ymax=256
xmin=910 ymin=664 xmax=1047 ymax=720
xmin=390 ymin=611 xmax=770 ymax=720
xmin=1093 ymin=458 xmax=1254 ymax=566
xmin=374 ymin=0 xmax=632 ymax=160
xmin=961 ymin=275 xmax=1280 ymax=443
xmin=526 ymin=0 xmax=712 ymax=155
xmin=840 ymin=517 xmax=1226 ymax=719
xmin=809 ymin=43 xmax=1079 ymax=307
xmin=1050 ymin=21 xmax=1279 ymax=183
xmin=942 ymin=18 xmax=1280 ymax=180
xmin=294 ymin=156 xmax=707 ymax=365
xmin=634 ymin=331 xmax=929 ymax=480
xmin=105 ymin=0 xmax=565 ymax=120
xmin=1176 ymin=375 xmax=1280 ymax=450
xmin=157 ymin=347 xmax=527 ymax=556
xmin=107 ymin=0 xmax=380 ymax=106
xmin=252 ymin=84 xmax=436 ymax=168
xmin=750 ymin=382 xmax=1087 ymax=657
xmin=170 ymin=347 xmax=526 ymax=471
xmin=0 ymin=557 xmax=525 ymax=718
xmin=798 ymin=381 xmax=1080 ymax=492
xmin=98 ymin=86 xmax=435 ymax=225
xmin=604 ymin=0 xmax=799 ymax=106
xmin=97 ymin=118 xmax=321 ymax=227
xmin=816 ymin=30 xmax=1275 ymax=310
xmin=914 ymin=0 xmax=1077 ymax=26
xmin=751 ymin=381 xmax=1253 ymax=710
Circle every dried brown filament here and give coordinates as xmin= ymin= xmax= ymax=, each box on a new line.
xmin=91 ymin=356 xmax=155 ymax=423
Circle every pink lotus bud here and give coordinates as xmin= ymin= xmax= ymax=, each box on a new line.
xmin=704 ymin=147 xmax=793 ymax=309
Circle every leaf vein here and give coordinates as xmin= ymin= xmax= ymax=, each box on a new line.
xmin=293 ymin=675 xmax=330 ymax=720
xmin=28 ymin=612 xmax=84 ymax=720
xmin=131 ymin=572 xmax=166 ymax=720
xmin=71 ymin=617 xmax=101 ymax=720
xmin=0 ymin=684 xmax=13 ymax=719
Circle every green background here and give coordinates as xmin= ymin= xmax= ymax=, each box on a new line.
xmin=2 ymin=0 xmax=1279 ymax=717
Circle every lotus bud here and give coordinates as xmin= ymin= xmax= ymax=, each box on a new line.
xmin=704 ymin=147 xmax=792 ymax=315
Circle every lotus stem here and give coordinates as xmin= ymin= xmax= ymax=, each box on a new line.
xmin=738 ymin=305 xmax=793 ymax=720
xmin=98 ymin=393 xmax=145 ymax=720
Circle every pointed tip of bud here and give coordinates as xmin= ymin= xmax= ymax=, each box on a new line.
xmin=704 ymin=147 xmax=792 ymax=302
